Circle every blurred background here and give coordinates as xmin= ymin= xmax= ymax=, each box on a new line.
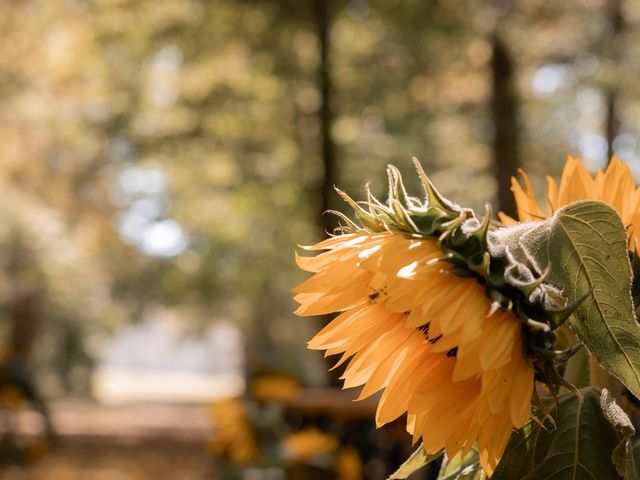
xmin=0 ymin=0 xmax=638 ymax=478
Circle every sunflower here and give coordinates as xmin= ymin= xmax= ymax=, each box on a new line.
xmin=282 ymin=427 xmax=339 ymax=462
xmin=209 ymin=398 xmax=260 ymax=465
xmin=499 ymin=156 xmax=640 ymax=243
xmin=250 ymin=374 xmax=302 ymax=404
xmin=294 ymin=230 xmax=534 ymax=475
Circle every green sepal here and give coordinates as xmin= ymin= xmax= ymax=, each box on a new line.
xmin=334 ymin=187 xmax=386 ymax=232
xmin=499 ymin=201 xmax=640 ymax=398
xmin=413 ymin=157 xmax=460 ymax=216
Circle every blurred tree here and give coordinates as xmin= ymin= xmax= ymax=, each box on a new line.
xmin=313 ymin=0 xmax=339 ymax=236
xmin=491 ymin=34 xmax=519 ymax=217
xmin=604 ymin=0 xmax=624 ymax=162
xmin=0 ymin=0 xmax=638 ymax=398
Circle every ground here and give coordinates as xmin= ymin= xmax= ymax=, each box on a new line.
xmin=1 ymin=402 xmax=216 ymax=480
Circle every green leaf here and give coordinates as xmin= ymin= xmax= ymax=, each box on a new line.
xmin=387 ymin=443 xmax=441 ymax=479
xmin=633 ymin=443 xmax=640 ymax=474
xmin=508 ymin=201 xmax=640 ymax=398
xmin=437 ymin=447 xmax=485 ymax=480
xmin=490 ymin=421 xmax=550 ymax=478
xmin=492 ymin=388 xmax=628 ymax=480
xmin=630 ymin=250 xmax=640 ymax=321
xmin=562 ymin=343 xmax=590 ymax=389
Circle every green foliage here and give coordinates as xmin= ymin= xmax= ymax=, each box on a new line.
xmin=493 ymin=388 xmax=632 ymax=480
xmin=505 ymin=201 xmax=640 ymax=398
xmin=0 ymin=0 xmax=325 ymax=385
xmin=385 ymin=439 xmax=485 ymax=479
xmin=561 ymin=344 xmax=591 ymax=389
xmin=437 ymin=448 xmax=485 ymax=480
xmin=1 ymin=0 xmax=631 ymax=391
xmin=387 ymin=443 xmax=441 ymax=479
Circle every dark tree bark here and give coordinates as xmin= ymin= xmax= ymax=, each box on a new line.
xmin=313 ymin=0 xmax=338 ymax=236
xmin=1 ymin=235 xmax=53 ymax=437
xmin=605 ymin=92 xmax=619 ymax=162
xmin=490 ymin=35 xmax=519 ymax=218
xmin=605 ymin=0 xmax=624 ymax=163
xmin=6 ymin=235 xmax=41 ymax=363
xmin=9 ymin=291 xmax=40 ymax=361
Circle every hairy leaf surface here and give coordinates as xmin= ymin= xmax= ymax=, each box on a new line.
xmin=600 ymin=389 xmax=637 ymax=480
xmin=506 ymin=201 xmax=640 ymax=398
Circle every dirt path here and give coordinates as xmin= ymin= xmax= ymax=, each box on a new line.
xmin=1 ymin=402 xmax=217 ymax=480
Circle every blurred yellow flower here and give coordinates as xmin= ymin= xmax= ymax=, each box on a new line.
xmin=0 ymin=385 xmax=25 ymax=410
xmin=26 ymin=438 xmax=50 ymax=461
xmin=294 ymin=232 xmax=534 ymax=475
xmin=336 ymin=446 xmax=363 ymax=480
xmin=209 ymin=398 xmax=260 ymax=465
xmin=283 ymin=427 xmax=338 ymax=462
xmin=250 ymin=374 xmax=302 ymax=404
xmin=500 ymin=156 xmax=640 ymax=246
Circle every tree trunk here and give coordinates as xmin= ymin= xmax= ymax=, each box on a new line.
xmin=2 ymin=235 xmax=53 ymax=437
xmin=605 ymin=91 xmax=619 ymax=162
xmin=605 ymin=0 xmax=624 ymax=163
xmin=490 ymin=35 xmax=519 ymax=218
xmin=313 ymin=0 xmax=338 ymax=236
xmin=6 ymin=234 xmax=41 ymax=363
xmin=9 ymin=291 xmax=40 ymax=362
